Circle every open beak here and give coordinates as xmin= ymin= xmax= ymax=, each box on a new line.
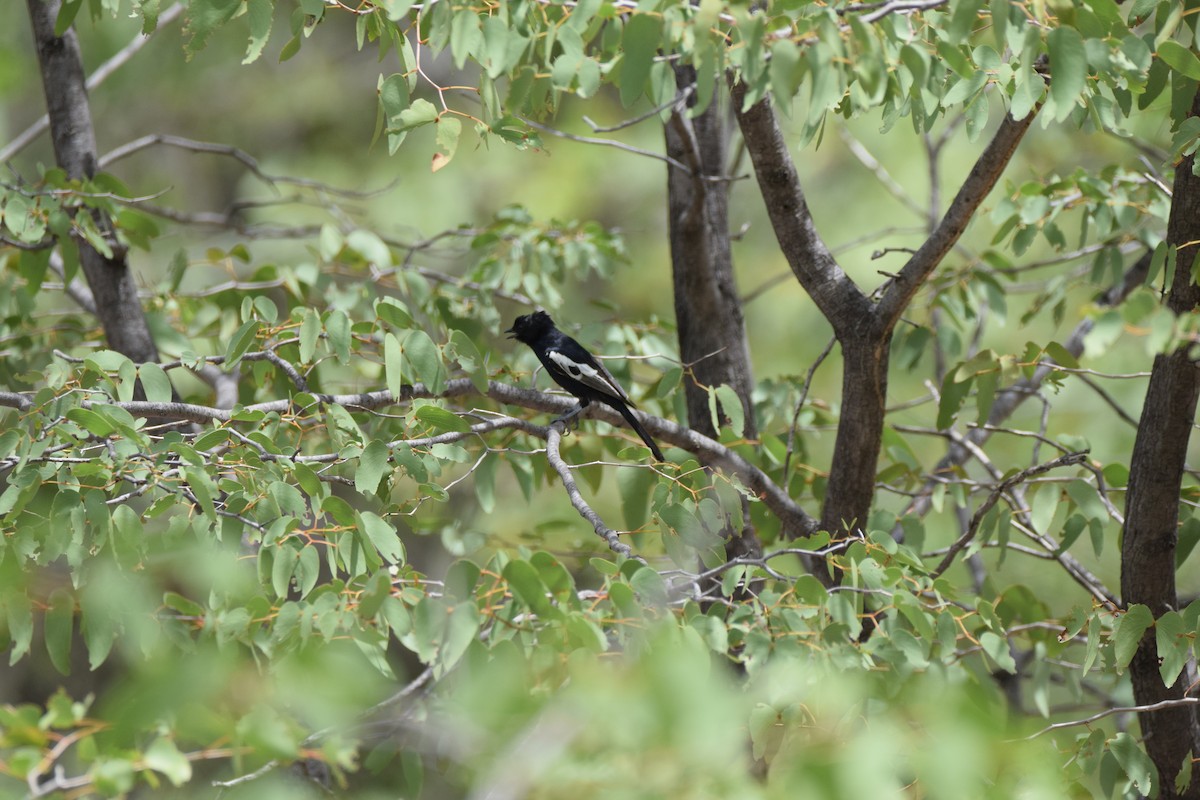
xmin=505 ymin=326 xmax=516 ymax=339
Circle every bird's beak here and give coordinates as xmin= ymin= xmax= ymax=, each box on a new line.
xmin=505 ymin=325 xmax=516 ymax=339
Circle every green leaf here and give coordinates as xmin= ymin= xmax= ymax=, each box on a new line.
xmin=1158 ymin=40 xmax=1200 ymax=81
xmin=1155 ymin=610 xmax=1188 ymax=685
xmin=380 ymin=73 xmax=413 ymax=152
xmin=184 ymin=0 xmax=242 ymax=55
xmin=137 ymin=362 xmax=173 ymax=403
xmin=619 ymin=14 xmax=662 ymax=107
xmin=714 ymin=384 xmax=744 ymax=437
xmin=66 ymin=408 xmax=116 ymax=437
xmin=979 ymin=630 xmax=1016 ymax=672
xmin=936 ymin=372 xmax=973 ymax=429
xmin=396 ymin=99 xmax=439 ymax=133
xmin=299 ymin=307 xmax=320 ymax=364
xmin=54 ymin=0 xmax=84 ymax=36
xmin=242 ymin=0 xmax=273 ymax=64
xmin=1113 ymin=603 xmax=1154 ymax=670
xmin=326 ymin=309 xmax=351 ymax=365
xmin=440 ymin=603 xmax=479 ymax=671
xmin=433 ymin=116 xmax=462 ymax=172
xmin=384 ymin=332 xmax=404 ymax=399
xmin=80 ymin=584 xmax=119 ymax=671
xmin=45 ymin=589 xmax=75 ymax=676
xmin=358 ymin=511 xmax=406 ymax=564
xmin=1109 ymin=732 xmax=1156 ymax=796
xmin=356 ymin=440 xmax=392 ymax=496
xmin=225 ymin=319 xmax=261 ymax=368
xmin=503 ymin=559 xmax=557 ymax=617
xmin=658 ymin=503 xmax=721 ymax=549
xmin=618 ymin=464 xmax=655 ymax=530
xmin=1047 ymin=26 xmax=1087 ymax=122
xmin=450 ymin=9 xmax=482 ymax=69
xmin=143 ymin=737 xmax=193 ymax=786
xmin=415 ymin=404 xmax=469 ymax=433
xmin=405 ymin=329 xmax=443 ymax=391
xmin=376 ymin=297 xmax=413 ymax=329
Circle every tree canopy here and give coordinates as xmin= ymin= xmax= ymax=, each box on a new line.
xmin=3 ymin=0 xmax=1200 ymax=797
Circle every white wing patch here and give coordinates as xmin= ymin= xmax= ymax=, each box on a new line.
xmin=548 ymin=349 xmax=630 ymax=403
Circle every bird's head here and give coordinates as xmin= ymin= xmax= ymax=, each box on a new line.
xmin=505 ymin=310 xmax=554 ymax=343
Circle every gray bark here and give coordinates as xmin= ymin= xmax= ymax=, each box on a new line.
xmin=27 ymin=0 xmax=161 ymax=365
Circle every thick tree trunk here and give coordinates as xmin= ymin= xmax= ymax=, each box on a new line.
xmin=665 ymin=66 xmax=761 ymax=567
xmin=27 ymin=0 xmax=161 ymax=365
xmin=821 ymin=330 xmax=889 ymax=539
xmin=665 ymin=66 xmax=757 ymax=442
xmin=1121 ymin=88 xmax=1200 ymax=798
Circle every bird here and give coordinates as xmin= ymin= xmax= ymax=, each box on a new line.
xmin=506 ymin=311 xmax=665 ymax=461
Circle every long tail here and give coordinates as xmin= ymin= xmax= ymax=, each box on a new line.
xmin=616 ymin=402 xmax=665 ymax=461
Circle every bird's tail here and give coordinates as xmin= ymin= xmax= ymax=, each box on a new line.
xmin=617 ymin=404 xmax=665 ymax=461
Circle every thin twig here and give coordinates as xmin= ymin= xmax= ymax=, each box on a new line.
xmin=545 ymin=423 xmax=639 ymax=560
xmin=783 ymin=335 xmax=836 ymax=479
xmin=1023 ymin=697 xmax=1200 ymax=740
xmin=931 ymin=450 xmax=1089 ymax=579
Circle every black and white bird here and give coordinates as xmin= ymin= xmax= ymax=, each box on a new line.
xmin=506 ymin=311 xmax=665 ymax=461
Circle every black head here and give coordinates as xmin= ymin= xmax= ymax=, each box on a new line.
xmin=506 ymin=310 xmax=555 ymax=344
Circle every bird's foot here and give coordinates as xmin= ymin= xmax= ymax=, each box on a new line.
xmin=551 ymin=403 xmax=586 ymax=433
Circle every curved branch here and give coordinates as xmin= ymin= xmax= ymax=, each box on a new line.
xmin=545 ymin=425 xmax=638 ymax=559
xmin=876 ymin=107 xmax=1040 ymax=328
xmin=730 ymin=81 xmax=875 ymax=334
xmin=930 ymin=450 xmax=1089 ymax=579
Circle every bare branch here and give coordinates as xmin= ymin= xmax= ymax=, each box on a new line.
xmin=1023 ymin=697 xmax=1200 ymax=741
xmin=546 ymin=424 xmax=638 ymax=559
xmin=931 ymin=450 xmax=1089 ymax=579
xmin=730 ymin=81 xmax=875 ymax=333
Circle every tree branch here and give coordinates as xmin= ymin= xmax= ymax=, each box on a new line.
xmin=25 ymin=0 xmax=163 ymax=365
xmin=545 ymin=424 xmax=638 ymax=559
xmin=0 ymin=378 xmax=820 ymax=542
xmin=0 ymin=3 xmax=186 ymax=165
xmin=729 ymin=81 xmax=876 ymax=334
xmin=876 ymin=108 xmax=1040 ymax=328
xmin=931 ymin=450 xmax=1089 ymax=579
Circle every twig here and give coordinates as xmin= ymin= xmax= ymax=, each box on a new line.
xmin=1023 ymin=697 xmax=1200 ymax=740
xmin=545 ymin=423 xmax=639 ymax=560
xmin=783 ymin=335 xmax=836 ymax=479
xmin=583 ymin=85 xmax=693 ymax=133
xmin=520 ymin=116 xmax=733 ymax=180
xmin=931 ymin=450 xmax=1089 ymax=579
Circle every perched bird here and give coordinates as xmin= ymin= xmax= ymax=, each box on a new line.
xmin=506 ymin=311 xmax=665 ymax=461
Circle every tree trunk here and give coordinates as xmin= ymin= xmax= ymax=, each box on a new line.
xmin=665 ymin=65 xmax=757 ymax=442
xmin=820 ymin=329 xmax=889 ymax=539
xmin=665 ymin=66 xmax=761 ymax=567
xmin=27 ymin=0 xmax=162 ymax=365
xmin=1120 ymin=87 xmax=1200 ymax=798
